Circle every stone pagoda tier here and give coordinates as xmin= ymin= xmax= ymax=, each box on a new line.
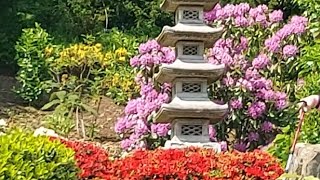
xmin=152 ymin=0 xmax=229 ymax=151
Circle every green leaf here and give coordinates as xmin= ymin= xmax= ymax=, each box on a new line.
xmin=54 ymin=91 xmax=67 ymax=101
xmin=80 ymin=103 xmax=97 ymax=115
xmin=67 ymin=94 xmax=79 ymax=103
xmin=41 ymin=99 xmax=61 ymax=110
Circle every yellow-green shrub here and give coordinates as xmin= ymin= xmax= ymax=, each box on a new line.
xmin=0 ymin=129 xmax=78 ymax=180
xmin=47 ymin=42 xmax=138 ymax=105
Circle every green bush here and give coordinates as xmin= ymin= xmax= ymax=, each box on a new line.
xmin=96 ymin=28 xmax=142 ymax=52
xmin=298 ymin=40 xmax=320 ymax=77
xmin=294 ymin=0 xmax=320 ymax=39
xmin=106 ymin=0 xmax=173 ymax=38
xmin=0 ymin=0 xmax=172 ymax=72
xmin=15 ymin=23 xmax=52 ymax=103
xmin=296 ymin=72 xmax=320 ymax=144
xmin=0 ymin=129 xmax=78 ymax=180
xmin=268 ymin=72 xmax=320 ymax=165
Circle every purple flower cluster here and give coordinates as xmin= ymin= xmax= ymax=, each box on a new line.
xmin=269 ymin=10 xmax=283 ymax=23
xmin=208 ymin=37 xmax=248 ymax=66
xmin=261 ymin=121 xmax=273 ymax=133
xmin=207 ymin=33 xmax=288 ymax=119
xmin=230 ymin=99 xmax=243 ymax=109
xmin=222 ymin=75 xmax=235 ymax=87
xmin=248 ymin=101 xmax=266 ymax=119
xmin=130 ymin=39 xmax=175 ymax=67
xmin=151 ymin=123 xmax=170 ymax=137
xmin=209 ymin=125 xmax=217 ymax=141
xmin=205 ymin=3 xmax=285 ymax=28
xmin=206 ymin=33 xmax=289 ymax=148
xmin=116 ymin=38 xmax=177 ymax=150
xmin=115 ymin=82 xmax=171 ymax=150
xmin=248 ymin=132 xmax=259 ymax=142
xmin=249 ymin=5 xmax=269 ymax=27
xmin=233 ymin=141 xmax=247 ymax=152
xmin=204 ymin=2 xmax=305 ymax=151
xmin=205 ymin=3 xmax=250 ymax=22
xmin=265 ymin=16 xmax=307 ymax=53
xmin=252 ymin=54 xmax=270 ymax=69
xmin=283 ymin=45 xmax=298 ymax=58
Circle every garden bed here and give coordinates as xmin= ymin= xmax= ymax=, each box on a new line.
xmin=0 ymin=75 xmax=123 ymax=156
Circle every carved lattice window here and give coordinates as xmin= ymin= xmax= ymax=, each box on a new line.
xmin=181 ymin=125 xmax=202 ymax=136
xmin=182 ymin=45 xmax=198 ymax=56
xmin=182 ymin=83 xmax=201 ymax=93
xmin=183 ymin=10 xmax=199 ymax=20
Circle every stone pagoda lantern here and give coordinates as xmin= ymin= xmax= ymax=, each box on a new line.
xmin=153 ymin=0 xmax=229 ymax=151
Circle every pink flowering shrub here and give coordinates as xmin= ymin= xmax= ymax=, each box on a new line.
xmin=205 ymin=3 xmax=308 ymax=151
xmin=115 ymin=40 xmax=175 ymax=150
xmin=115 ymin=3 xmax=308 ymax=152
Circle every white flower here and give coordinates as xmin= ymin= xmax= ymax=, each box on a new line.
xmin=33 ymin=127 xmax=59 ymax=137
xmin=0 ymin=119 xmax=7 ymax=127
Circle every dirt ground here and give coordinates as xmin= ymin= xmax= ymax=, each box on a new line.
xmin=0 ymin=75 xmax=124 ymax=156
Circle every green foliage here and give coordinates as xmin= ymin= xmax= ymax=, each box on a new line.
xmin=295 ymin=0 xmax=320 ymax=76
xmin=269 ymin=0 xmax=320 ymax=166
xmin=268 ymin=125 xmax=294 ymax=166
xmin=96 ymin=28 xmax=142 ymax=52
xmin=42 ymin=91 xmax=96 ymax=116
xmin=41 ymin=90 xmax=97 ymax=138
xmin=0 ymin=0 xmax=104 ymax=72
xmin=0 ymin=129 xmax=78 ymax=180
xmin=105 ymin=0 xmax=173 ymax=38
xmin=269 ymin=72 xmax=320 ymax=164
xmin=0 ymin=1 xmax=20 ymax=72
xmin=0 ymin=0 xmax=172 ymax=72
xmin=15 ymin=23 xmax=51 ymax=103
xmin=44 ymin=114 xmax=75 ymax=138
xmin=95 ymin=29 xmax=141 ymax=104
xmin=294 ymin=0 xmax=320 ymax=39
xmin=14 ymin=26 xmax=139 ymax=137
xmin=40 ymin=32 xmax=138 ymax=137
xmin=296 ymin=72 xmax=320 ymax=144
xmin=298 ymin=40 xmax=320 ymax=77
xmin=12 ymin=0 xmax=105 ymax=40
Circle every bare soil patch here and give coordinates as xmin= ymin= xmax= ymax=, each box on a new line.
xmin=0 ymin=75 xmax=124 ymax=155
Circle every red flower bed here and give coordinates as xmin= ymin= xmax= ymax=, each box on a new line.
xmin=108 ymin=147 xmax=283 ymax=180
xmin=51 ymin=138 xmax=283 ymax=180
xmin=50 ymin=137 xmax=111 ymax=179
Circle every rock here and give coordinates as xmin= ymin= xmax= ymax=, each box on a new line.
xmin=289 ymin=143 xmax=320 ymax=178
xmin=33 ymin=126 xmax=59 ymax=138
xmin=0 ymin=119 xmax=7 ymax=127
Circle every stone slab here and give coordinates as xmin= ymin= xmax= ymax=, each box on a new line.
xmin=154 ymin=59 xmax=225 ymax=84
xmin=156 ymin=23 xmax=223 ymax=47
xmin=289 ymin=143 xmax=320 ymax=178
xmin=153 ymin=96 xmax=228 ymax=123
xmin=164 ymin=140 xmax=221 ymax=152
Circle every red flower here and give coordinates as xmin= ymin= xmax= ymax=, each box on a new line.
xmin=50 ymin=138 xmax=111 ymax=179
xmin=50 ymin=137 xmax=283 ymax=180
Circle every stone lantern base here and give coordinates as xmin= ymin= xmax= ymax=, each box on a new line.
xmin=164 ymin=141 xmax=221 ymax=152
xmin=163 ymin=119 xmax=221 ymax=152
